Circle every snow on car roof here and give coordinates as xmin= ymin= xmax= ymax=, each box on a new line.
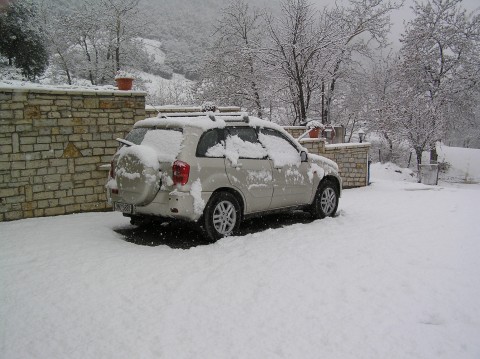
xmin=134 ymin=113 xmax=301 ymax=145
xmin=136 ymin=113 xmax=243 ymax=129
xmin=135 ymin=113 xmax=226 ymax=131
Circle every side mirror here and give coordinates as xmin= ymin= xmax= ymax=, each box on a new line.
xmin=300 ymin=150 xmax=308 ymax=162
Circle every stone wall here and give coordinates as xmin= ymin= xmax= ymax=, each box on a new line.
xmin=0 ymin=86 xmax=145 ymax=221
xmin=284 ymin=126 xmax=370 ymax=189
xmin=283 ymin=125 xmax=345 ymax=145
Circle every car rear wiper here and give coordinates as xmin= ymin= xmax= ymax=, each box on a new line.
xmin=116 ymin=138 xmax=135 ymax=147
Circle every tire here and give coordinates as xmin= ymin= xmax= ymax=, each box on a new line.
xmin=203 ymin=192 xmax=241 ymax=241
xmin=311 ymin=180 xmax=339 ymax=219
xmin=129 ymin=215 xmax=154 ymax=227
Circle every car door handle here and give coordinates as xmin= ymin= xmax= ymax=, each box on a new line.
xmin=232 ymin=163 xmax=243 ymax=168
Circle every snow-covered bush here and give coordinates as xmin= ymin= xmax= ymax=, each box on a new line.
xmin=437 ymin=161 xmax=451 ymax=174
xmin=115 ymin=70 xmax=135 ymax=79
xmin=201 ymin=102 xmax=217 ymax=112
xmin=306 ymin=120 xmax=323 ymax=129
xmin=0 ymin=62 xmax=24 ymax=81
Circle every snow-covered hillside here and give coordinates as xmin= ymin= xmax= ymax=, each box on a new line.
xmin=132 ymin=38 xmax=194 ymax=104
xmin=140 ymin=38 xmax=166 ymax=64
xmin=1 ymin=158 xmax=479 ymax=358
xmin=136 ymin=70 xmax=193 ymax=105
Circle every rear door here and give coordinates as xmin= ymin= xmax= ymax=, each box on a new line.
xmin=223 ymin=127 xmax=274 ymax=213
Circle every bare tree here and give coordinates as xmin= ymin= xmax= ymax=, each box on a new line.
xmin=102 ymin=0 xmax=144 ymax=73
xmin=198 ymin=0 xmax=266 ymax=117
xmin=365 ymin=53 xmax=403 ymax=160
xmin=69 ymin=1 xmax=107 ymax=84
xmin=399 ymin=0 xmax=480 ymax=163
xmin=38 ymin=1 xmax=76 ymax=84
xmin=264 ymin=0 xmax=340 ymax=123
xmin=38 ymin=0 xmax=150 ymax=85
xmin=332 ymin=69 xmax=371 ymax=143
xmin=148 ymin=77 xmax=195 ymax=106
xmin=322 ymin=0 xmax=403 ymax=124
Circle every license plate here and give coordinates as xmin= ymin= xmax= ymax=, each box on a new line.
xmin=114 ymin=202 xmax=134 ymax=214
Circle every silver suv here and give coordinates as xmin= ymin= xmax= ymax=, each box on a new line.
xmin=106 ymin=112 xmax=342 ymax=241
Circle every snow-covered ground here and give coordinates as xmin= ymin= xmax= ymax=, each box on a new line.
xmin=1 ymin=162 xmax=480 ymax=358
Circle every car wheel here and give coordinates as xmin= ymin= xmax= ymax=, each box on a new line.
xmin=311 ymin=180 xmax=339 ymax=219
xmin=203 ymin=192 xmax=241 ymax=241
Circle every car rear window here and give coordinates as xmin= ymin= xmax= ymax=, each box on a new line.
xmin=124 ymin=128 xmax=184 ymax=163
xmin=125 ymin=127 xmax=150 ymax=145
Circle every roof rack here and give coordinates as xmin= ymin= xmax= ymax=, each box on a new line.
xmin=159 ymin=111 xmax=250 ymax=123
xmin=217 ymin=112 xmax=250 ymax=123
xmin=159 ymin=112 xmax=207 ymax=118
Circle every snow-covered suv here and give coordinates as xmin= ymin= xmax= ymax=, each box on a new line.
xmin=106 ymin=112 xmax=342 ymax=241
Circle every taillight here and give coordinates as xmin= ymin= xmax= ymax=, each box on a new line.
xmin=109 ymin=160 xmax=115 ymax=178
xmin=172 ymin=160 xmax=190 ymax=186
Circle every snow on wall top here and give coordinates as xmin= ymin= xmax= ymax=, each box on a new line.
xmin=0 ymin=80 xmax=146 ymax=96
xmin=325 ymin=142 xmax=371 ymax=149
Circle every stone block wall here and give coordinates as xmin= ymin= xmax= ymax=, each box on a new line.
xmin=0 ymin=86 xmax=145 ymax=221
xmin=284 ymin=125 xmax=345 ymax=144
xmin=296 ymin=138 xmax=370 ymax=189
xmin=322 ymin=142 xmax=371 ymax=188
xmin=283 ymin=126 xmax=306 ymax=139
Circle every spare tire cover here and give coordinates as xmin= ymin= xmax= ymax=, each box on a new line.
xmin=115 ymin=145 xmax=161 ymax=206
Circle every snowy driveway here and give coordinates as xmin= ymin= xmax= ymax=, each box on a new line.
xmin=1 ymin=178 xmax=480 ymax=359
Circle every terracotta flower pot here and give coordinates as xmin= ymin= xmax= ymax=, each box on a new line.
xmin=115 ymin=78 xmax=133 ymax=90
xmin=308 ymin=127 xmax=320 ymax=138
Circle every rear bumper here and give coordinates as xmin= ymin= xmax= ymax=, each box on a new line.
xmin=109 ymin=189 xmax=212 ymax=222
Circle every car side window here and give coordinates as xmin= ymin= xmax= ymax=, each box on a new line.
xmin=196 ymin=129 xmax=225 ymax=157
xmin=226 ymin=127 xmax=258 ymax=143
xmin=258 ymin=128 xmax=301 ymax=167
xmin=225 ymin=127 xmax=268 ymax=160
